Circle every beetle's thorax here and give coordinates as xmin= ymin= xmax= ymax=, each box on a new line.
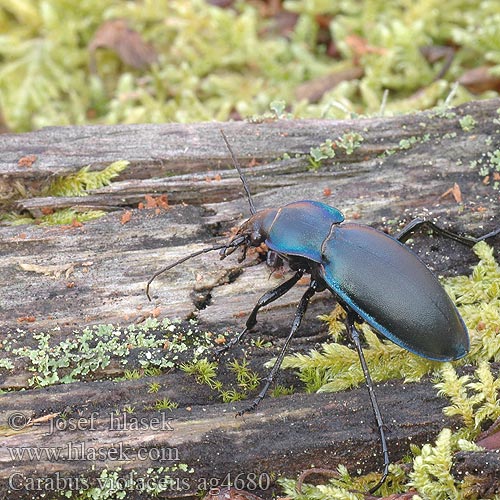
xmin=235 ymin=208 xmax=279 ymax=246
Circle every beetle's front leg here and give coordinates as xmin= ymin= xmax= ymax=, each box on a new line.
xmin=215 ymin=270 xmax=304 ymax=357
xmin=396 ymin=217 xmax=499 ymax=246
xmin=237 ymin=279 xmax=318 ymax=416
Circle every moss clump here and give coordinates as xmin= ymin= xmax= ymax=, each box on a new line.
xmin=0 ymin=318 xmax=214 ymax=387
xmin=1 ymin=1 xmax=500 ymax=132
xmin=1 ymin=160 xmax=129 ymax=226
xmin=281 ymin=362 xmax=500 ymax=499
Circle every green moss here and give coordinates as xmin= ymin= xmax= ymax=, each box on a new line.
xmin=0 ymin=318 xmax=214 ymax=387
xmin=459 ymin=114 xmax=477 ymax=132
xmin=2 ymin=0 xmax=500 ymax=133
xmin=1 ymin=160 xmax=129 ymax=226
xmin=48 ymin=161 xmax=129 ymax=197
xmin=66 ymin=465 xmax=194 ymax=499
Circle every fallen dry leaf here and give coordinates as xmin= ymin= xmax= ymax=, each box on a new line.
xmin=295 ymin=66 xmax=363 ymax=103
xmin=18 ymin=262 xmax=76 ymax=279
xmin=17 ymin=316 xmax=36 ymax=323
xmin=88 ymin=19 xmax=157 ymax=72
xmin=439 ymin=182 xmax=462 ymax=203
xmin=120 ymin=210 xmax=132 ymax=224
xmin=17 ymin=155 xmax=37 ymax=167
xmin=459 ymin=66 xmax=500 ymax=94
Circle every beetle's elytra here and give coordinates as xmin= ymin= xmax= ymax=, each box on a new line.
xmin=147 ymin=131 xmax=499 ymax=493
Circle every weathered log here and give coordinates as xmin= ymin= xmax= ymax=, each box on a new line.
xmin=0 ymin=371 xmax=458 ymax=500
xmin=0 ymin=99 xmax=498 ymax=337
xmin=0 ymin=99 xmax=499 ymax=498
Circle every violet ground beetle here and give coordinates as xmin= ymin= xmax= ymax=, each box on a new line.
xmin=147 ymin=130 xmax=499 ymax=493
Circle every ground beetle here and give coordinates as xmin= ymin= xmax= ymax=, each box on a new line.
xmin=147 ymin=131 xmax=499 ymax=493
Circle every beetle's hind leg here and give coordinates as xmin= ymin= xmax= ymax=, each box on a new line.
xmin=396 ymin=217 xmax=499 ymax=246
xmin=237 ymin=279 xmax=318 ymax=416
xmin=215 ymin=270 xmax=304 ymax=358
xmin=345 ymin=311 xmax=390 ymax=494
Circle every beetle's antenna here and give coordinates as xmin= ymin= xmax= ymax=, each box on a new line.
xmin=146 ymin=236 xmax=247 ymax=300
xmin=147 ymin=242 xmax=234 ymax=301
xmin=220 ymin=129 xmax=257 ymax=215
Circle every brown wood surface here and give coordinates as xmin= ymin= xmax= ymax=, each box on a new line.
xmin=0 ymin=99 xmax=499 ymax=498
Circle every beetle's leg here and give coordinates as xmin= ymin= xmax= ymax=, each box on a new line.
xmin=237 ymin=279 xmax=318 ymax=416
xmin=345 ymin=311 xmax=389 ymax=494
xmin=216 ymin=270 xmax=304 ymax=357
xmin=396 ymin=217 xmax=499 ymax=246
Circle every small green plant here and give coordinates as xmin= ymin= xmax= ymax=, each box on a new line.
xmin=309 ymin=138 xmax=336 ymax=169
xmin=219 ymin=389 xmax=246 ymax=403
xmin=228 ymin=358 xmax=260 ymax=392
xmin=123 ymin=369 xmax=142 ymax=380
xmin=269 ymin=99 xmax=288 ymax=119
xmin=147 ymin=382 xmax=161 ymax=393
xmin=271 ymin=384 xmax=295 ymax=397
xmin=144 ymin=367 xmax=162 ymax=377
xmin=180 ymin=358 xmax=219 ymax=389
xmin=252 ymin=337 xmax=272 ymax=349
xmin=459 ymin=115 xmax=477 ymax=132
xmin=123 ymin=404 xmax=135 ymax=414
xmin=152 ymin=398 xmax=178 ymax=411
xmin=336 ymin=132 xmax=364 ymax=155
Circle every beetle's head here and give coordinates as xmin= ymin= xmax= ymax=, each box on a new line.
xmin=220 ymin=208 xmax=278 ymax=260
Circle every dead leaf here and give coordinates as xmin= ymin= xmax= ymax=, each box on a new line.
xmin=88 ymin=19 xmax=157 ymax=72
xmin=120 ymin=210 xmax=132 ymax=224
xmin=439 ymin=183 xmax=462 ymax=203
xmin=459 ymin=66 xmax=500 ymax=94
xmin=295 ymin=66 xmax=363 ymax=103
xmin=17 ymin=316 xmax=36 ymax=323
xmin=323 ymin=187 xmax=332 ymax=197
xmin=17 ymin=155 xmax=37 ymax=167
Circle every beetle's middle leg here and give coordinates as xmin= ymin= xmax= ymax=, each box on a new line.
xmin=396 ymin=217 xmax=499 ymax=246
xmin=345 ymin=310 xmax=390 ymax=493
xmin=216 ymin=270 xmax=304 ymax=357
xmin=237 ymin=279 xmax=318 ymax=416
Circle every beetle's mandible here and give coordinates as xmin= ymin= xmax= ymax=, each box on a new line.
xmin=146 ymin=131 xmax=499 ymax=494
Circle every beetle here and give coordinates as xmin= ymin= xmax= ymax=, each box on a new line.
xmin=147 ymin=131 xmax=499 ymax=493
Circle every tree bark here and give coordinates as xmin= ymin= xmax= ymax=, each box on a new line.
xmin=0 ymin=99 xmax=499 ymax=498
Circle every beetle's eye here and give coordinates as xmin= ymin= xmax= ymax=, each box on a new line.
xmin=250 ymin=231 xmax=262 ymax=246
